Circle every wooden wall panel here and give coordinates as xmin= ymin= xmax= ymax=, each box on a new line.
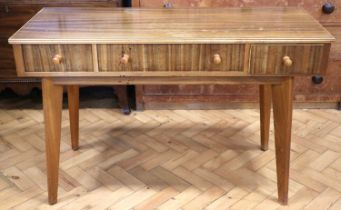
xmin=326 ymin=26 xmax=341 ymax=60
xmin=0 ymin=5 xmax=43 ymax=78
xmin=136 ymin=0 xmax=341 ymax=109
xmin=295 ymin=61 xmax=341 ymax=101
xmin=288 ymin=0 xmax=341 ymax=24
xmin=138 ymin=0 xmax=340 ymax=24
xmin=0 ymin=40 xmax=16 ymax=77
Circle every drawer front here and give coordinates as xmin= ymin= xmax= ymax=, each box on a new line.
xmin=249 ymin=44 xmax=329 ymax=75
xmin=97 ymin=44 xmax=245 ymax=72
xmin=22 ymin=45 xmax=93 ymax=72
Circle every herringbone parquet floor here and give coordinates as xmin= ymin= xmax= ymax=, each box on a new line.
xmin=0 ymin=108 xmax=340 ymax=210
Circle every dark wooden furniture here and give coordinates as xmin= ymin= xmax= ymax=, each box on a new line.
xmin=9 ymin=7 xmax=333 ymax=205
xmin=133 ymin=0 xmax=341 ymax=109
xmin=0 ymin=0 xmax=132 ymax=114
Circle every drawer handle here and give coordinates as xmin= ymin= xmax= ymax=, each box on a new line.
xmin=164 ymin=2 xmax=173 ymax=8
xmin=213 ymin=54 xmax=222 ymax=64
xmin=120 ymin=53 xmax=130 ymax=64
xmin=52 ymin=54 xmax=62 ymax=65
xmin=282 ymin=56 xmax=293 ymax=67
xmin=322 ymin=3 xmax=335 ymax=14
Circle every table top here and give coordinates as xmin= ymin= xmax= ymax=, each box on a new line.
xmin=9 ymin=7 xmax=334 ymax=44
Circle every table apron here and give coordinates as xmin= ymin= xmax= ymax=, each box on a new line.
xmin=50 ymin=76 xmax=288 ymax=86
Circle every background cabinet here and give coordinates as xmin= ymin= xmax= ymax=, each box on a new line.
xmin=133 ymin=0 xmax=341 ymax=109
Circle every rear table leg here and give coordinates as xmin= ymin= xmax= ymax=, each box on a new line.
xmin=68 ymin=85 xmax=79 ymax=151
xmin=259 ymin=84 xmax=272 ymax=151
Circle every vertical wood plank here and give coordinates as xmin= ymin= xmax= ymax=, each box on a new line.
xmin=319 ymin=43 xmax=331 ymax=75
xmin=272 ymin=77 xmax=294 ymax=205
xmin=131 ymin=0 xmax=140 ymax=7
xmin=114 ymin=85 xmax=131 ymax=115
xmin=13 ymin=45 xmax=25 ymax=76
xmin=42 ymin=78 xmax=63 ymax=205
xmin=135 ymin=85 xmax=145 ymax=111
xmin=67 ymin=85 xmax=79 ymax=151
xmin=259 ymin=84 xmax=271 ymax=151
xmin=97 ymin=44 xmax=244 ymax=72
xmin=243 ymin=44 xmax=251 ymax=73
xmin=92 ymin=44 xmax=99 ymax=72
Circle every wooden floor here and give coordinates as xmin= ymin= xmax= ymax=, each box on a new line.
xmin=0 ymin=108 xmax=340 ymax=210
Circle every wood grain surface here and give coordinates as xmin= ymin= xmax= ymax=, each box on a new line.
xmin=0 ymin=108 xmax=340 ymax=209
xmin=0 ymin=1 xmax=120 ymax=79
xmin=97 ymin=44 xmax=245 ymax=72
xmin=41 ymin=78 xmax=63 ymax=205
xmin=22 ymin=44 xmax=93 ymax=72
xmin=8 ymin=7 xmax=334 ymax=44
xmin=133 ymin=1 xmax=340 ymax=109
xmin=16 ymin=42 xmax=331 ymax=76
xmin=7 ymin=5 xmax=334 ymax=206
xmin=249 ymin=44 xmax=329 ymax=75
xmin=138 ymin=0 xmax=341 ymax=25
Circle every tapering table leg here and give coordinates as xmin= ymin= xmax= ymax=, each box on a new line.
xmin=259 ymin=84 xmax=271 ymax=151
xmin=114 ymin=85 xmax=131 ymax=115
xmin=42 ymin=78 xmax=63 ymax=205
xmin=67 ymin=85 xmax=79 ymax=151
xmin=272 ymin=77 xmax=293 ymax=205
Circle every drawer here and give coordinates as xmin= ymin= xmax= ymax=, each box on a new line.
xmin=249 ymin=44 xmax=330 ymax=75
xmin=97 ymin=44 xmax=245 ymax=72
xmin=22 ymin=44 xmax=93 ymax=72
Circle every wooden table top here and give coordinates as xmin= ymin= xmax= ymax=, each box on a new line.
xmin=9 ymin=7 xmax=334 ymax=44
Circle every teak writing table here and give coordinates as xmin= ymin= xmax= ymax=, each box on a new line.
xmin=9 ymin=7 xmax=334 ymax=205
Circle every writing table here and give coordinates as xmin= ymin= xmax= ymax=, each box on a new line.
xmin=9 ymin=7 xmax=334 ymax=205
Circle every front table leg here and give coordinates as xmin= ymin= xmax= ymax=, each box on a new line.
xmin=42 ymin=78 xmax=63 ymax=205
xmin=272 ymin=77 xmax=293 ymax=205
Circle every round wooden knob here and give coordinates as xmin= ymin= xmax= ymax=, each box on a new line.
xmin=213 ymin=54 xmax=222 ymax=64
xmin=52 ymin=54 xmax=62 ymax=65
xmin=282 ymin=56 xmax=293 ymax=67
xmin=120 ymin=53 xmax=129 ymax=64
